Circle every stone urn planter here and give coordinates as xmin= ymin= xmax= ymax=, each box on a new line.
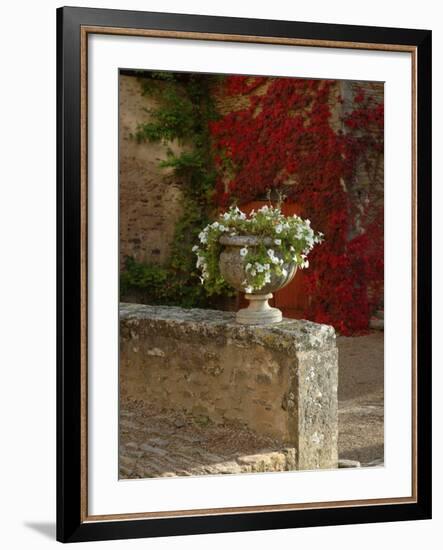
xmin=219 ymin=235 xmax=297 ymax=325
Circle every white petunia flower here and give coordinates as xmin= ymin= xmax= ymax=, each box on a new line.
xmin=267 ymin=249 xmax=275 ymax=258
xmin=192 ymin=245 xmax=199 ymax=252
xmin=245 ymin=263 xmax=252 ymax=271
xmin=240 ymin=247 xmax=248 ymax=257
xmin=275 ymin=225 xmax=283 ymax=234
xmin=281 ymin=268 xmax=288 ymax=277
xmin=244 ymin=286 xmax=253 ymax=294
xmin=232 ymin=206 xmax=246 ymax=220
xmin=274 ymin=239 xmax=281 ymax=246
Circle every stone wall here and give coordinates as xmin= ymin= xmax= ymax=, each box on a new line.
xmin=120 ymin=303 xmax=339 ymax=470
xmin=119 ymin=74 xmax=184 ymax=268
xmin=341 ymin=80 xmax=384 ymax=237
xmin=342 ymin=80 xmax=384 ymax=311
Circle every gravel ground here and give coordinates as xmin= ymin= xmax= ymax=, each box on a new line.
xmin=337 ymin=332 xmax=384 ymax=465
xmin=119 ymin=331 xmax=384 ymax=477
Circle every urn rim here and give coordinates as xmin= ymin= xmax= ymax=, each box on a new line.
xmin=219 ymin=234 xmax=274 ymax=247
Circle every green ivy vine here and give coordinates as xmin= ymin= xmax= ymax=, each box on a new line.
xmin=120 ymin=71 xmax=233 ymax=307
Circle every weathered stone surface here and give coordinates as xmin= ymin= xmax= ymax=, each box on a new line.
xmin=120 ymin=303 xmax=338 ymax=470
xmin=119 ymin=76 xmax=185 ymax=269
xmin=219 ymin=235 xmax=297 ymax=296
xmin=120 ymin=303 xmax=336 ymax=352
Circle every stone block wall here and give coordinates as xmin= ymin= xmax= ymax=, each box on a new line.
xmin=120 ymin=303 xmax=339 ymax=470
xmin=341 ymin=80 xmax=384 ymax=235
xmin=119 ymin=74 xmax=185 ymax=268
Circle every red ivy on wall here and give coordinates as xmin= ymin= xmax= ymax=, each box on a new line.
xmin=210 ymin=76 xmax=384 ymax=334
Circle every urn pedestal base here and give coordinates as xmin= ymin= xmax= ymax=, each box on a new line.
xmin=236 ymin=293 xmax=282 ymax=325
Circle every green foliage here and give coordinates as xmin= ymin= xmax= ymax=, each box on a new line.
xmin=120 ymin=256 xmax=209 ymax=308
xmin=120 ymin=257 xmax=168 ymax=301
xmin=121 ymin=71 xmax=232 ymax=306
xmin=132 ymin=71 xmax=219 ymax=146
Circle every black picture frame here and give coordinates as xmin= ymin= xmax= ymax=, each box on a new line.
xmin=57 ymin=6 xmax=432 ymax=543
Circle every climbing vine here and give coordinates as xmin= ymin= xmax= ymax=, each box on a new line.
xmin=121 ymin=71 xmax=232 ymax=307
xmin=210 ymin=76 xmax=384 ymax=334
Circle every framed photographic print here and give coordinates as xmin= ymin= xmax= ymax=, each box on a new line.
xmin=57 ymin=6 xmax=432 ymax=543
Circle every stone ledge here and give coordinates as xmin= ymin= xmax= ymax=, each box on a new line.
xmin=120 ymin=303 xmax=336 ymax=353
